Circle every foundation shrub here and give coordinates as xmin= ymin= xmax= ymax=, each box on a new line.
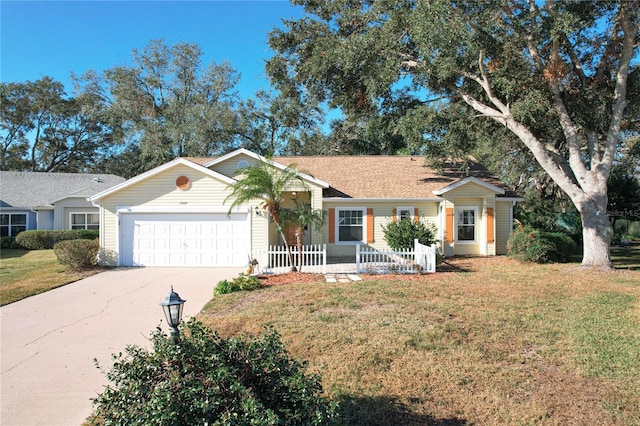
xmin=53 ymin=239 xmax=99 ymax=270
xmin=382 ymin=219 xmax=437 ymax=250
xmin=1 ymin=236 xmax=19 ymax=249
xmin=507 ymin=228 xmax=576 ymax=263
xmin=16 ymin=229 xmax=99 ymax=250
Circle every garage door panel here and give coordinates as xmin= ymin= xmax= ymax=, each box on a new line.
xmin=215 ymin=239 xmax=229 ymax=250
xmin=120 ymin=212 xmax=249 ymax=267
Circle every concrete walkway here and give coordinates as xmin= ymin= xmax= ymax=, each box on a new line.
xmin=0 ymin=267 xmax=242 ymax=426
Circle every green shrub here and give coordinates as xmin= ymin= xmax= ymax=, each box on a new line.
xmin=89 ymin=319 xmax=339 ymax=425
xmin=54 ymin=239 xmax=99 ymax=269
xmin=214 ymin=275 xmax=262 ymax=295
xmin=507 ymin=228 xmax=577 ymax=263
xmin=1 ymin=236 xmax=18 ymax=249
xmin=214 ymin=279 xmax=237 ymax=295
xmin=76 ymin=229 xmax=99 ymax=240
xmin=235 ymin=274 xmax=261 ymax=291
xmin=543 ymin=232 xmax=578 ymax=262
xmin=15 ymin=229 xmax=98 ymax=250
xmin=382 ymin=219 xmax=437 ymax=250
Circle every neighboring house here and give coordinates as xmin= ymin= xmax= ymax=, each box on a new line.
xmin=0 ymin=171 xmax=125 ymax=237
xmin=90 ymin=148 xmax=522 ymax=267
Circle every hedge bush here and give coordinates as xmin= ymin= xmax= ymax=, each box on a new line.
xmin=54 ymin=239 xmax=99 ymax=270
xmin=382 ymin=219 xmax=437 ymax=250
xmin=89 ymin=319 xmax=339 ymax=425
xmin=507 ymin=228 xmax=577 ymax=263
xmin=214 ymin=274 xmax=262 ymax=295
xmin=1 ymin=236 xmax=19 ymax=249
xmin=15 ymin=229 xmax=99 ymax=250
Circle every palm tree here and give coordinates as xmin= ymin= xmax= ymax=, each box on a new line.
xmin=281 ymin=200 xmax=326 ymax=272
xmin=225 ymin=158 xmax=305 ymax=271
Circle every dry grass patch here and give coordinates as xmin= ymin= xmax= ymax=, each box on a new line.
xmin=200 ymin=257 xmax=640 ymax=425
xmin=0 ymin=249 xmax=103 ymax=305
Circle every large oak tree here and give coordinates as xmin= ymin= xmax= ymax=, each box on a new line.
xmin=267 ymin=0 xmax=638 ymax=268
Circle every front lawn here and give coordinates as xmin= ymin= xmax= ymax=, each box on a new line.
xmin=0 ymin=249 xmax=101 ymax=306
xmin=199 ymin=257 xmax=640 ymax=425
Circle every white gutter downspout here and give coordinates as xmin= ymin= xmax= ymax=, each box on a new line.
xmin=440 ymin=200 xmax=446 ymax=257
xmin=89 ymin=198 xmax=105 ymax=265
xmin=265 ymin=206 xmax=270 ymax=268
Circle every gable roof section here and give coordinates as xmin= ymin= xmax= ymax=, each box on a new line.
xmin=432 ymin=176 xmax=505 ymax=196
xmin=154 ymin=152 xmax=520 ymax=200
xmin=89 ymin=158 xmax=234 ymax=202
xmin=0 ymin=171 xmax=125 ymax=209
xmin=196 ymin=148 xmax=330 ymax=189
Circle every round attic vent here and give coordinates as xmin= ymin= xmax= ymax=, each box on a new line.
xmin=236 ymin=160 xmax=250 ymax=170
xmin=176 ymin=175 xmax=190 ymax=190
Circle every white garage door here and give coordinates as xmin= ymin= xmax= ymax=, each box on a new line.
xmin=120 ymin=212 xmax=249 ymax=267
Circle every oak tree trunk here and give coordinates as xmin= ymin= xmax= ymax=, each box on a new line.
xmin=577 ymin=193 xmax=613 ymax=269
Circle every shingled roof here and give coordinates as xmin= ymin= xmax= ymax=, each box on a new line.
xmin=185 ymin=154 xmax=519 ymax=199
xmin=274 ymin=156 xmax=519 ymax=199
xmin=0 ymin=171 xmax=125 ymax=208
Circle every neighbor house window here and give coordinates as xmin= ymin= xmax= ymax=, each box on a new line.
xmin=0 ymin=213 xmax=27 ymax=237
xmin=456 ymin=207 xmax=477 ymax=242
xmin=71 ymin=213 xmax=99 ymax=230
xmin=337 ymin=208 xmax=365 ymax=242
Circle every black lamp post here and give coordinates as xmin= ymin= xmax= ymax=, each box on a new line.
xmin=160 ymin=286 xmax=186 ymax=343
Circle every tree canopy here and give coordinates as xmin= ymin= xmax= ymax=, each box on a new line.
xmin=75 ymin=40 xmax=241 ymax=172
xmin=267 ymin=0 xmax=639 ymax=268
xmin=1 ymin=77 xmax=113 ymax=172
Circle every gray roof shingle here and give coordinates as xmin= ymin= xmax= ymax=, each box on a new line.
xmin=0 ymin=172 xmax=126 ymax=208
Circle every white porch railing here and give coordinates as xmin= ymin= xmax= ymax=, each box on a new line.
xmin=254 ymin=244 xmax=327 ymax=275
xmin=356 ymin=239 xmax=437 ymax=274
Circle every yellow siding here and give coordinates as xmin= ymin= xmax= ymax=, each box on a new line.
xmin=454 ymin=198 xmax=482 ymax=255
xmin=495 ymin=202 xmax=512 ymax=255
xmin=250 ymin=212 xmax=268 ymax=260
xmin=322 ymin=200 xmax=440 ymax=258
xmin=444 ymin=182 xmax=499 ymax=198
xmin=212 ymin=155 xmax=326 ymax=247
xmin=454 ymin=197 xmax=483 ymax=208
xmin=209 ymin=153 xmax=259 ymax=178
xmin=98 ymin=164 xmax=262 ymax=265
xmin=103 ymin=164 xmax=234 ymax=207
xmin=443 ymin=197 xmax=485 ymax=256
xmin=454 ymin=242 xmax=482 ymax=256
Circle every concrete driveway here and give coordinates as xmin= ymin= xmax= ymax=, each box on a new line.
xmin=0 ymin=267 xmax=242 ymax=426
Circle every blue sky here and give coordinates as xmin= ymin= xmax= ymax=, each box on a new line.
xmin=1 ymin=1 xmax=304 ymax=99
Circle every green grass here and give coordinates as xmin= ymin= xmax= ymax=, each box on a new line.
xmin=568 ymin=292 xmax=640 ymax=379
xmin=200 ymin=257 xmax=640 ymax=425
xmin=0 ymin=249 xmax=98 ymax=306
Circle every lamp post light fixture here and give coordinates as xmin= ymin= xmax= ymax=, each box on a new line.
xmin=160 ymin=286 xmax=186 ymax=343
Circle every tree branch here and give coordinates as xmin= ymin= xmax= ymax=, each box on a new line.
xmin=521 ymin=7 xmax=590 ymax=188
xmin=451 ymin=83 xmax=583 ymax=200
xmin=562 ymin=37 xmax=587 ymax=86
xmin=602 ymin=4 xmax=637 ymax=179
